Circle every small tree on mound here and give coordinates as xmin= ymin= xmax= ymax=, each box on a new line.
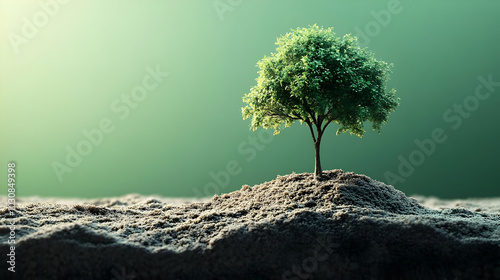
xmin=242 ymin=25 xmax=399 ymax=178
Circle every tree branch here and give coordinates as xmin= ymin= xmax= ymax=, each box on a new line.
xmin=321 ymin=119 xmax=333 ymax=134
xmin=316 ymin=121 xmax=324 ymax=141
xmin=301 ymin=107 xmax=315 ymax=125
xmin=267 ymin=112 xmax=302 ymax=121
xmin=306 ymin=120 xmax=317 ymax=143
xmin=317 ymin=114 xmax=325 ymax=129
xmin=299 ymin=96 xmax=317 ymax=126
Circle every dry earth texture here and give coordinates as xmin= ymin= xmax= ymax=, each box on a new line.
xmin=1 ymin=170 xmax=500 ymax=280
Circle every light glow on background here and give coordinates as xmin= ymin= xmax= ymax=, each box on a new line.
xmin=1 ymin=0 xmax=499 ymax=198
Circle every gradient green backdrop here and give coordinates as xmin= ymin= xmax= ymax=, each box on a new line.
xmin=1 ymin=0 xmax=499 ymax=199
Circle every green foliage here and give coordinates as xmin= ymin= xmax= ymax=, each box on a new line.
xmin=242 ymin=25 xmax=399 ymax=137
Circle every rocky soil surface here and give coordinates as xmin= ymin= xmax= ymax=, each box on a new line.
xmin=1 ymin=170 xmax=499 ymax=279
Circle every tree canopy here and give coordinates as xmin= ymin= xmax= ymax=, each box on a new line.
xmin=242 ymin=25 xmax=399 ymax=177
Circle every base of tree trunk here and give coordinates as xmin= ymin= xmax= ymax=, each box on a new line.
xmin=314 ymin=171 xmax=325 ymax=180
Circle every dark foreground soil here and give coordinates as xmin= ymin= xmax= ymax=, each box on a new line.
xmin=1 ymin=170 xmax=499 ymax=279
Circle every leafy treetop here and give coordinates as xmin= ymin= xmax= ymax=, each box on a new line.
xmin=242 ymin=25 xmax=398 ymax=137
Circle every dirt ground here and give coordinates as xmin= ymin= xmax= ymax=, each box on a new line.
xmin=1 ymin=170 xmax=499 ymax=279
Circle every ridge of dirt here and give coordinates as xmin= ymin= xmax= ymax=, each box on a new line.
xmin=1 ymin=170 xmax=499 ymax=279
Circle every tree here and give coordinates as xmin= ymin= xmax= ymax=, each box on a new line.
xmin=242 ymin=25 xmax=399 ymax=178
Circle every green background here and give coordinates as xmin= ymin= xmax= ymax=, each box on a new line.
xmin=1 ymin=0 xmax=499 ymax=199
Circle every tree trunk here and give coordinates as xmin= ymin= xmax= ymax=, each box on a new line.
xmin=314 ymin=137 xmax=323 ymax=179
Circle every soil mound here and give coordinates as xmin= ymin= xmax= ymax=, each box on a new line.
xmin=210 ymin=170 xmax=425 ymax=214
xmin=1 ymin=170 xmax=499 ymax=279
